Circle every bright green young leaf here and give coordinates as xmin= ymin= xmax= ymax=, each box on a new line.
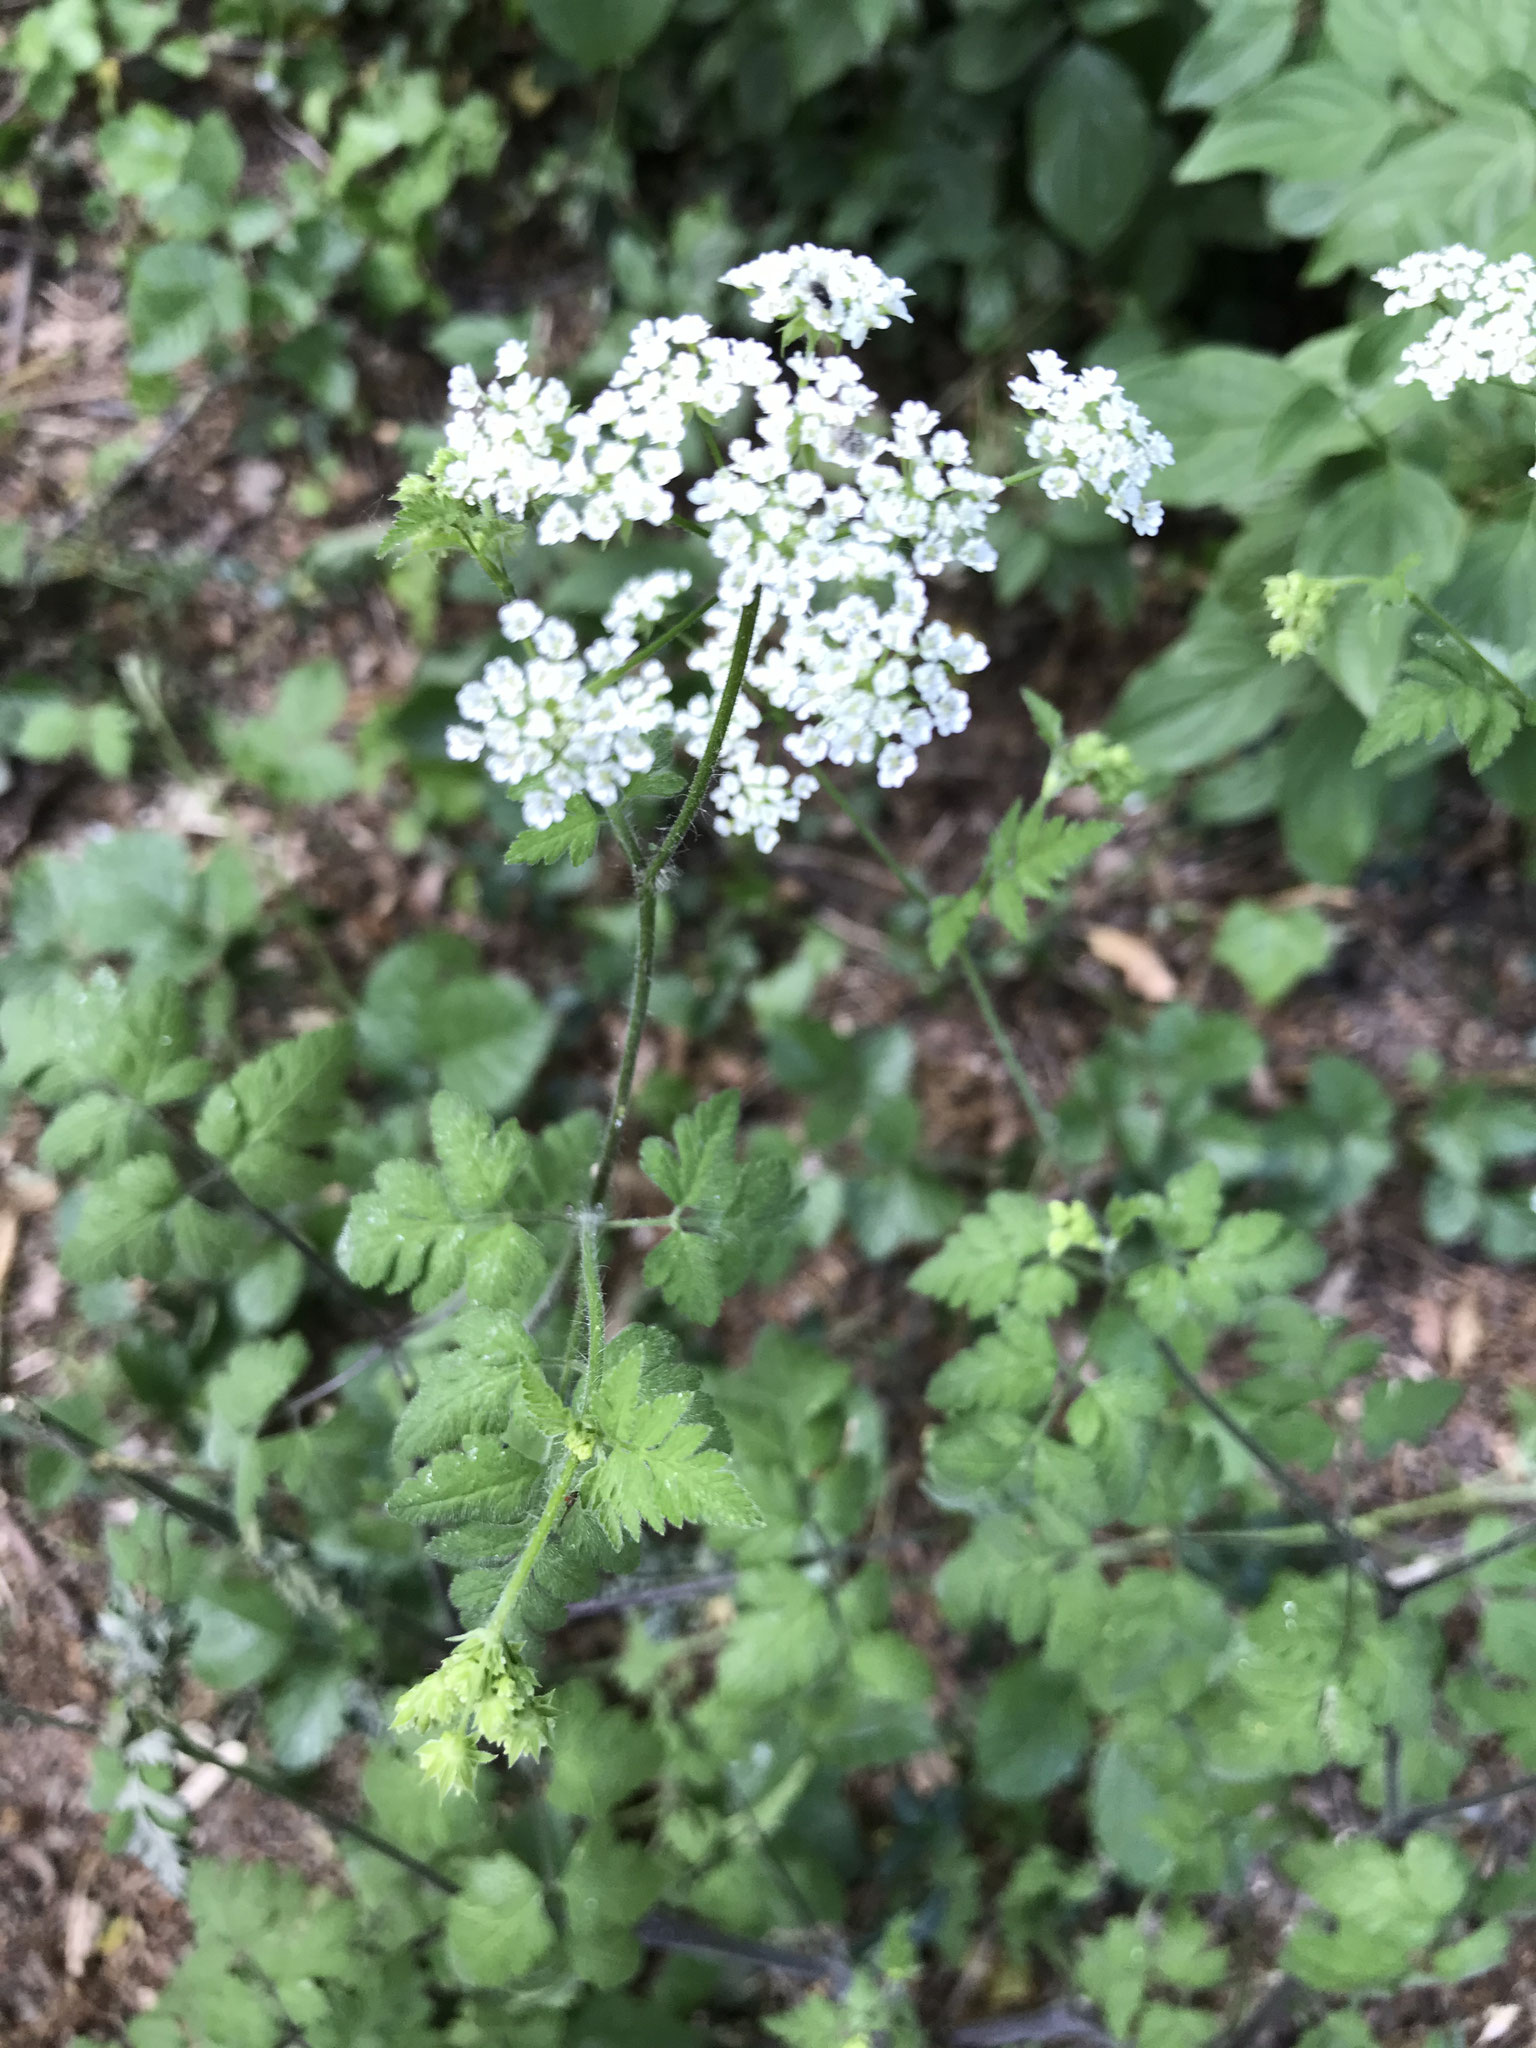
xmin=1212 ymin=900 xmax=1337 ymax=1006
xmin=213 ymin=660 xmax=358 ymax=806
xmin=583 ymin=1339 xmax=761 ymax=1542
xmin=445 ymin=1854 xmax=555 ymax=1986
xmin=911 ymin=1192 xmax=1052 ymax=1317
xmin=974 ymin=1662 xmax=1090 ymax=1803
xmin=196 ymin=1024 xmax=352 ymax=1206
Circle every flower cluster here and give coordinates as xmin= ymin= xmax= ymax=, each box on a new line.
xmin=1376 ymin=246 xmax=1536 ymax=404
xmin=678 ymin=358 xmax=998 ymax=841
xmin=1041 ymin=730 xmax=1140 ymax=807
xmin=442 ymin=322 xmax=780 ymax=544
xmin=1263 ymin=570 xmax=1342 ymax=664
xmin=392 ymin=1626 xmax=555 ymax=1796
xmin=447 ymin=572 xmax=691 ymax=826
xmin=437 ymin=247 xmax=1173 ymax=852
xmin=721 ymin=244 xmax=913 ymax=347
xmin=1008 ymin=351 xmax=1174 ymax=536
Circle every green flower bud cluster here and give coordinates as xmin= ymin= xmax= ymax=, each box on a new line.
xmin=1042 ymin=730 xmax=1140 ymax=807
xmin=392 ymin=1627 xmax=556 ymax=1797
xmin=1047 ymin=1198 xmax=1107 ymax=1261
xmin=1263 ymin=571 xmax=1341 ymax=663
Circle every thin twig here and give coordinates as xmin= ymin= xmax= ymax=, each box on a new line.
xmin=3 ymin=231 xmax=35 ymax=376
xmin=1385 ymin=1512 xmax=1536 ymax=1600
xmin=0 ymin=1693 xmax=866 ymax=1988
xmin=1383 ymin=1771 xmax=1536 ymax=1845
xmin=286 ymin=1296 xmax=462 ymax=1420
xmin=0 ymin=1397 xmax=240 ymax=1543
xmin=951 ymin=2009 xmax=1122 ymax=2048
xmin=789 ymin=745 xmax=1056 ymax=1151
xmin=52 ymin=382 xmax=223 ymax=544
xmin=1153 ymin=1337 xmax=1391 ymax=1595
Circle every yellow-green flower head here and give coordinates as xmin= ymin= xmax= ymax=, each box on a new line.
xmin=393 ymin=1628 xmax=557 ymax=1791
xmin=1263 ymin=571 xmax=1340 ymax=663
xmin=1044 ymin=730 xmax=1140 ymax=807
xmin=472 ymin=1684 xmax=557 ymax=1765
xmin=415 ymin=1730 xmax=482 ymax=1799
xmin=1047 ymin=1198 xmax=1104 ymax=1261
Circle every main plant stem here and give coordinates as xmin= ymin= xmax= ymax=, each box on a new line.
xmin=589 ymin=590 xmax=761 ymax=1207
xmin=489 ymin=1448 xmax=580 ymax=1639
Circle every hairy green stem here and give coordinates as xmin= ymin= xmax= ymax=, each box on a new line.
xmin=576 ymin=1210 xmax=607 ymax=1412
xmin=587 ymin=595 xmax=715 ymax=694
xmin=644 ymin=589 xmax=761 ymax=887
xmin=489 ymin=1449 xmax=580 ymax=1640
xmin=1408 ymin=586 xmax=1520 ymax=694
xmin=589 ymin=592 xmax=761 ymax=1206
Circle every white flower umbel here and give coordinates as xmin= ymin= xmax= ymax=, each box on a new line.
xmin=723 ymin=244 xmax=914 ymax=348
xmin=1375 ymin=245 xmax=1536 ymax=403
xmin=446 ymin=575 xmax=693 ymax=827
xmin=441 ymin=324 xmax=781 ymax=543
xmin=434 ymin=248 xmax=1174 ymax=851
xmin=1008 ymin=351 xmax=1174 ymax=537
xmin=676 ymin=348 xmax=998 ymax=835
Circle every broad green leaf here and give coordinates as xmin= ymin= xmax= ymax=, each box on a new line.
xmin=639 ymin=1090 xmax=741 ymax=1211
xmin=911 ymin=1192 xmax=1052 ymax=1316
xmin=1119 ymin=350 xmax=1303 ymax=510
xmin=1280 ymin=701 xmax=1387 ymax=882
xmin=196 ymin=1024 xmax=352 ymax=1206
xmin=1174 ymin=62 xmax=1396 ymax=185
xmin=1296 ymin=464 xmax=1464 ymax=590
xmin=546 ymin=1679 xmax=662 ymax=1817
xmin=429 ymin=1091 xmax=529 ymax=1213
xmin=1324 ymin=0 xmax=1403 ymax=85
xmin=561 ymin=1824 xmax=663 ymax=1989
xmin=642 ymin=1227 xmax=722 ymax=1323
xmin=975 ymin=1662 xmax=1090 ymax=1803
xmin=1165 ymin=0 xmax=1296 ymax=111
xmin=127 ymin=241 xmax=248 ymax=373
xmin=204 ymin=1335 xmax=307 ymax=1441
xmin=524 ymin=0 xmax=675 ymax=70
xmin=265 ymin=1657 xmax=350 ymax=1773
xmin=1359 ymin=1376 xmax=1462 ymax=1457
xmin=213 ymin=659 xmax=358 ymax=805
xmin=60 ymin=1153 xmax=181 ymax=1283
xmin=393 ymin=1348 xmax=528 ymax=1464
xmin=1028 ymin=43 xmax=1154 ymax=254
xmin=445 ymin=1854 xmax=555 ymax=1986
xmin=1212 ymin=900 xmax=1336 ymax=1006
xmin=1312 ymin=103 xmax=1536 ymax=283
xmin=388 ymin=1437 xmax=545 ymax=1527
xmin=1114 ymin=611 xmax=1311 ymax=778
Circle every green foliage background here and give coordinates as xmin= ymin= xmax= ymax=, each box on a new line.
xmin=8 ymin=3 xmax=1536 ymax=2046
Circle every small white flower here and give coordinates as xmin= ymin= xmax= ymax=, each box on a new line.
xmin=1375 ymin=245 xmax=1536 ymax=404
xmin=1009 ymin=351 xmax=1173 ymax=537
xmin=498 ymin=599 xmax=544 ymax=642
xmin=722 ymin=244 xmax=914 ymax=348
